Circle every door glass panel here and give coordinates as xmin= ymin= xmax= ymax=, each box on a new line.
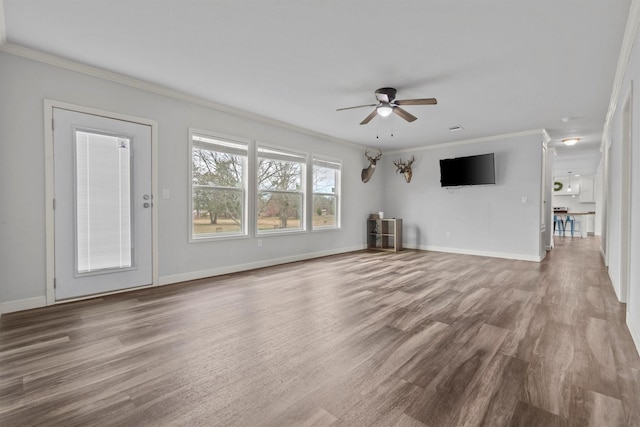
xmin=75 ymin=130 xmax=132 ymax=273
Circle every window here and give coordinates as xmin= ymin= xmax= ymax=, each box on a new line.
xmin=312 ymin=157 xmax=341 ymax=230
xmin=190 ymin=131 xmax=248 ymax=239
xmin=257 ymin=146 xmax=305 ymax=233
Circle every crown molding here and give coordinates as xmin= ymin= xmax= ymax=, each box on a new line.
xmin=384 ymin=129 xmax=545 ymax=155
xmin=601 ymin=0 xmax=640 ymax=152
xmin=541 ymin=129 xmax=551 ymax=147
xmin=0 ymin=42 xmax=364 ymax=150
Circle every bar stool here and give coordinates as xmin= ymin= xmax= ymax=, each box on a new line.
xmin=565 ymin=215 xmax=581 ymax=237
xmin=553 ymin=215 xmax=565 ymax=236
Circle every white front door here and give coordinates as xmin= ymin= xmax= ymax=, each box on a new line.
xmin=53 ymin=108 xmax=153 ymax=300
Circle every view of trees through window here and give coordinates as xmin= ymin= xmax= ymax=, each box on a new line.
xmin=191 ymin=132 xmax=340 ymax=240
xmin=312 ymin=158 xmax=340 ymax=229
xmin=191 ymin=134 xmax=247 ymax=238
xmin=257 ymin=147 xmax=304 ymax=232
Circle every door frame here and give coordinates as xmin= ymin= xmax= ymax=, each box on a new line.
xmin=44 ymin=99 xmax=159 ymax=305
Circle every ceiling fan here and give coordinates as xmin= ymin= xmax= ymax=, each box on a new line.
xmin=337 ymin=87 xmax=437 ymax=125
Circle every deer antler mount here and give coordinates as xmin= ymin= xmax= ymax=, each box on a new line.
xmin=361 ymin=149 xmax=382 ymax=183
xmin=394 ymin=156 xmax=415 ymax=183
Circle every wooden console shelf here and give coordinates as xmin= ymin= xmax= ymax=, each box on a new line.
xmin=367 ymin=218 xmax=402 ymax=252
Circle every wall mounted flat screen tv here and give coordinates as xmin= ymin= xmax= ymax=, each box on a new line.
xmin=439 ymin=153 xmax=496 ymax=187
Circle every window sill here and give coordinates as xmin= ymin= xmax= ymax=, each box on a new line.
xmin=256 ymin=229 xmax=308 ymax=237
xmin=189 ymin=234 xmax=250 ymax=244
xmin=312 ymin=227 xmax=341 ymax=233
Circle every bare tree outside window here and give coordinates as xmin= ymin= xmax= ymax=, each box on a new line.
xmin=191 ymin=133 xmax=247 ymax=238
xmin=257 ymin=147 xmax=305 ymax=232
xmin=312 ymin=158 xmax=340 ymax=229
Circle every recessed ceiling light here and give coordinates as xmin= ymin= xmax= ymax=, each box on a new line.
xmin=561 ymin=117 xmax=573 ymax=123
xmin=448 ymin=125 xmax=463 ymax=132
xmin=562 ymin=138 xmax=580 ymax=146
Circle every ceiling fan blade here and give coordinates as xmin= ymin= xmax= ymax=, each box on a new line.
xmin=360 ymin=109 xmax=378 ymax=125
xmin=336 ymin=103 xmax=377 ymax=111
xmin=394 ymin=107 xmax=418 ymax=122
xmin=394 ymin=98 xmax=438 ymax=106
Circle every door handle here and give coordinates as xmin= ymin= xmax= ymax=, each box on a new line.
xmin=143 ymin=202 xmax=151 ymax=208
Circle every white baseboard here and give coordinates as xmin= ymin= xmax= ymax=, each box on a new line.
xmin=159 ymin=245 xmax=366 ymax=286
xmin=627 ymin=311 xmax=640 ymax=357
xmin=403 ymin=244 xmax=543 ymax=262
xmin=0 ymin=296 xmax=47 ymax=314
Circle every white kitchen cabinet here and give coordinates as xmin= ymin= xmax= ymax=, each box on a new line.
xmin=579 ymin=176 xmax=595 ymax=203
xmin=586 ymin=214 xmax=595 ymax=235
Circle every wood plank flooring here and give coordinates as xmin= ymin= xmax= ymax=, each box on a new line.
xmin=1 ymin=237 xmax=639 ymax=426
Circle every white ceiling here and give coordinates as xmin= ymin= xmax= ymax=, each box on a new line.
xmin=1 ymin=0 xmax=632 ymax=175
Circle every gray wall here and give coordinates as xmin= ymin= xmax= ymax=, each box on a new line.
xmin=0 ymin=50 xmax=547 ymax=313
xmin=0 ymin=52 xmax=382 ymax=309
xmin=378 ymin=134 xmax=543 ymax=260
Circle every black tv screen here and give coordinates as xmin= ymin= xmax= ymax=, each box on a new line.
xmin=439 ymin=153 xmax=496 ymax=187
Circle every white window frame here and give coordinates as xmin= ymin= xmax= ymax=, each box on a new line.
xmin=256 ymin=144 xmax=307 ymax=235
xmin=189 ymin=129 xmax=249 ymax=242
xmin=311 ymin=155 xmax=341 ymax=231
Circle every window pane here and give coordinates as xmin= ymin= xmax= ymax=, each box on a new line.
xmin=312 ymin=157 xmax=340 ymax=230
xmin=192 ymin=188 xmax=243 ymax=237
xmin=313 ymin=195 xmax=337 ymax=228
xmin=76 ymin=131 xmax=132 ymax=273
xmin=257 ymin=158 xmax=301 ymax=191
xmin=313 ymin=165 xmax=337 ymax=193
xmin=257 ymin=192 xmax=303 ymax=231
xmin=192 ymin=148 xmax=244 ymax=188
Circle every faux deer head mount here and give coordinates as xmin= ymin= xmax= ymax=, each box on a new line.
xmin=394 ymin=156 xmax=415 ymax=183
xmin=361 ymin=149 xmax=382 ymax=183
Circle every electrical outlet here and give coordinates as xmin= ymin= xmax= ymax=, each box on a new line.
xmin=521 ymin=196 xmax=527 ymax=204
xmin=446 ymin=231 xmax=451 ymax=238
xmin=162 ymin=189 xmax=170 ymax=199
xmin=257 ymin=239 xmax=262 ymax=248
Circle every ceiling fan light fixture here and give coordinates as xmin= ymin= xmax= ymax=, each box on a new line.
xmin=377 ymin=104 xmax=393 ymax=117
xmin=562 ymin=138 xmax=580 ymax=146
xmin=338 ymin=88 xmax=437 ymax=125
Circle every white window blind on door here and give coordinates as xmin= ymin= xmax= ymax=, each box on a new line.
xmin=75 ymin=130 xmax=133 ymax=273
